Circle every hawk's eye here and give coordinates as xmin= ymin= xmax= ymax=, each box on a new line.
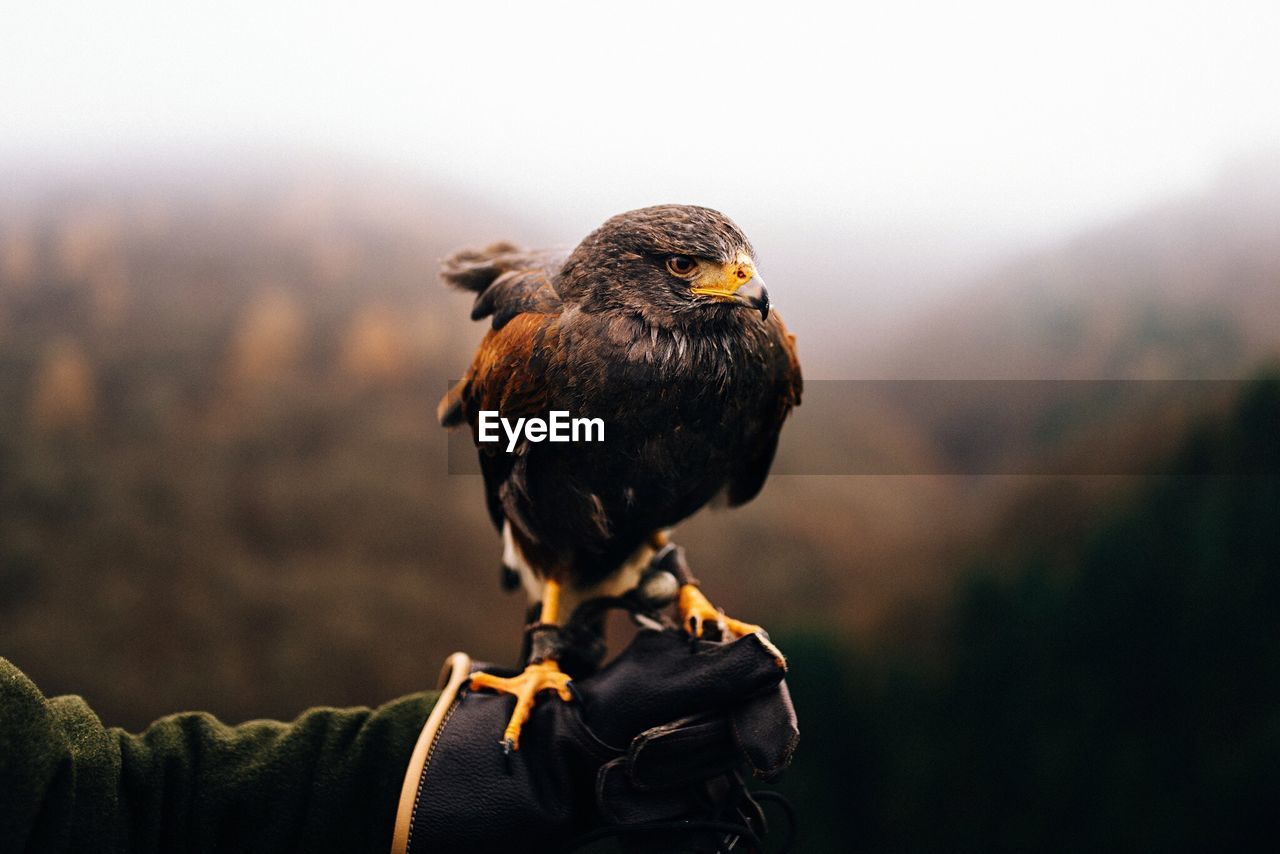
xmin=665 ymin=255 xmax=698 ymax=278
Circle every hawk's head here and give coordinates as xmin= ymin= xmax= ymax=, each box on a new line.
xmin=559 ymin=205 xmax=770 ymax=324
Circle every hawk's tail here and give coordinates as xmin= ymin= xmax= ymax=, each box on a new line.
xmin=439 ymin=242 xmax=525 ymax=293
xmin=440 ymin=243 xmax=565 ymax=329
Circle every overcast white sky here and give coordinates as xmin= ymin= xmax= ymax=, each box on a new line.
xmin=4 ymin=0 xmax=1280 ymax=247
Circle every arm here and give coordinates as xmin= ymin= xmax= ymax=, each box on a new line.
xmin=1 ymin=658 xmax=437 ymax=854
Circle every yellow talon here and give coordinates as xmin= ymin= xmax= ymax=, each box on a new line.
xmin=469 ymin=659 xmax=573 ymax=750
xmin=678 ymin=584 xmax=763 ymax=639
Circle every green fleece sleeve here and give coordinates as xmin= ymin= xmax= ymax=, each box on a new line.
xmin=0 ymin=657 xmax=438 ymax=854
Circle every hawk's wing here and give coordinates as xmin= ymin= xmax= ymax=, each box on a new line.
xmin=726 ymin=315 xmax=803 ymax=506
xmin=437 ymin=244 xmax=566 ymax=533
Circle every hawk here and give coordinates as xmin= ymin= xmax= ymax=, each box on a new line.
xmin=439 ymin=205 xmax=802 ymax=751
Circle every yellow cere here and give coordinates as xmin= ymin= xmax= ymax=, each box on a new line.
xmin=690 ymin=252 xmax=756 ymax=299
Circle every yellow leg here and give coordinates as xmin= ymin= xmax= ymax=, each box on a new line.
xmin=468 ymin=579 xmax=573 ymax=750
xmin=651 ymin=531 xmax=764 ymax=640
xmin=678 ymin=583 xmax=763 ymax=639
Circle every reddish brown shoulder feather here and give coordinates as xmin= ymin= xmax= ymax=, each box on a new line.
xmin=437 ymin=313 xmax=559 ymax=429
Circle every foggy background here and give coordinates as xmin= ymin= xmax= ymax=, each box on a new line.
xmin=4 ymin=2 xmax=1280 ymax=850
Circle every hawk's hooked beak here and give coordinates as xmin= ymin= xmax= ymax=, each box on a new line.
xmin=690 ymin=255 xmax=771 ymax=321
xmin=733 ymin=277 xmax=770 ymax=321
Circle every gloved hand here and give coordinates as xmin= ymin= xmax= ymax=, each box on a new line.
xmin=390 ymin=628 xmax=799 ymax=854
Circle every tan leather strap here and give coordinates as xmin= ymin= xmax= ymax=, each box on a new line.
xmin=390 ymin=652 xmax=472 ymax=854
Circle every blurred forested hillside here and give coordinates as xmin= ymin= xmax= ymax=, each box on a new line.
xmin=1 ymin=156 xmax=1279 ymax=736
xmin=884 ymin=154 xmax=1280 ymax=380
xmin=780 ymin=375 xmax=1280 ymax=851
xmin=1 ymin=162 xmax=534 ymax=722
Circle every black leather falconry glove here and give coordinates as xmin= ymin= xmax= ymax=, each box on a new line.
xmin=390 ymin=628 xmax=799 ymax=854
